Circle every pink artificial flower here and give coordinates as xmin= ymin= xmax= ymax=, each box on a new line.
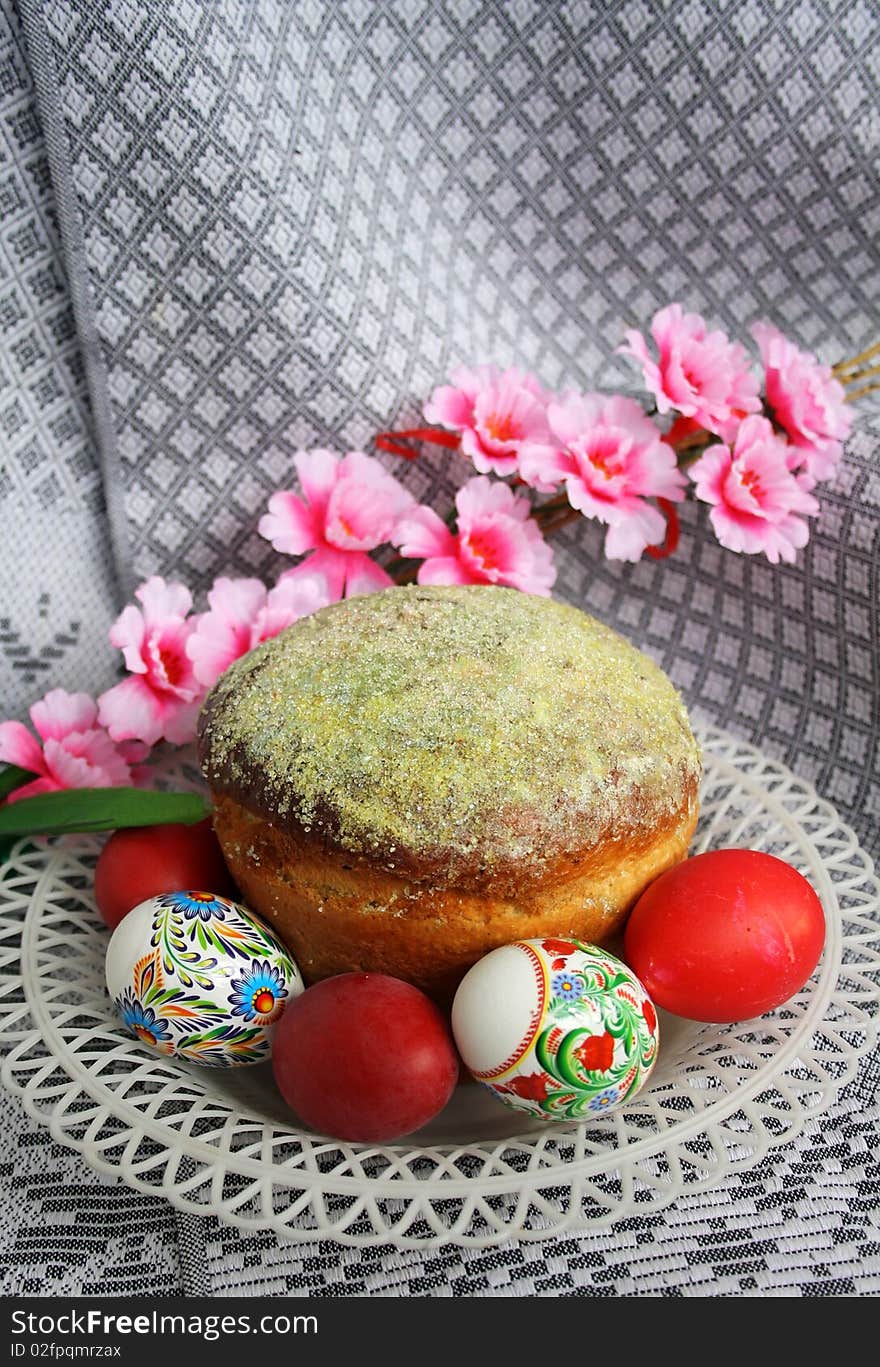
xmin=689 ymin=415 xmax=820 ymax=564
xmin=98 ymin=577 xmax=203 ymax=746
xmin=0 ymin=689 xmax=147 ymax=804
xmin=187 ymin=573 xmax=332 ymax=689
xmin=424 ymin=365 xmax=550 ymax=478
xmin=619 ymin=303 xmax=761 ymax=441
xmin=258 ymin=449 xmax=414 ymax=599
xmin=394 ymin=476 xmax=556 ymax=595
xmin=520 ymin=393 xmax=687 ymax=561
xmin=752 ymin=322 xmax=852 ymax=484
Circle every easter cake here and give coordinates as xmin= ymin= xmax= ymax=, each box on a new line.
xmin=197 ymin=584 xmax=701 ymax=1001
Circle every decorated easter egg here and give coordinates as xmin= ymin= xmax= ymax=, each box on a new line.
xmin=105 ymin=891 xmax=304 ymax=1067
xmin=451 ymin=938 xmax=659 ymax=1121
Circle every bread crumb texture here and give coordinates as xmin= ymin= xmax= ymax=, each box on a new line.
xmin=198 ymin=585 xmax=701 ymax=877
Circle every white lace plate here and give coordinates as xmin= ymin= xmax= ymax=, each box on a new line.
xmin=0 ymin=724 xmax=877 ymax=1248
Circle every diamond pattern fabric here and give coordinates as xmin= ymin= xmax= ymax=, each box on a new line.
xmin=0 ymin=0 xmax=877 ymax=1296
xmin=0 ymin=0 xmax=117 ymax=716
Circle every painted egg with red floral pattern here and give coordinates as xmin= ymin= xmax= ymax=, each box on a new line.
xmin=451 ymin=939 xmax=659 ymax=1121
xmin=105 ymin=891 xmax=304 ymax=1067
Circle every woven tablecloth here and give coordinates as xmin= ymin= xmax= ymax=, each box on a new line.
xmin=1 ymin=0 xmax=878 ymax=1295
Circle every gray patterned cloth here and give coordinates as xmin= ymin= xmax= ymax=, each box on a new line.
xmin=0 ymin=0 xmax=117 ymax=718
xmin=1 ymin=0 xmax=878 ymax=1296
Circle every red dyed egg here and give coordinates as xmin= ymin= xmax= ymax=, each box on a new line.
xmin=272 ymin=973 xmax=459 ymax=1142
xmin=94 ymin=819 xmax=235 ymax=929
xmin=623 ymin=849 xmax=826 ymax=1023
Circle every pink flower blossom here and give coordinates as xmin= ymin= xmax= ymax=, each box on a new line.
xmin=520 ymin=393 xmax=687 ymax=561
xmin=394 ymin=476 xmax=556 ymax=595
xmin=619 ymin=303 xmax=761 ymax=441
xmin=689 ymin=415 xmax=820 ymax=564
xmin=258 ymin=449 xmax=414 ymax=599
xmin=98 ymin=578 xmax=203 ymax=746
xmin=187 ymin=573 xmax=332 ymax=689
xmin=752 ymin=322 xmax=852 ymax=484
xmin=424 ymin=365 xmax=550 ymax=477
xmin=0 ymin=690 xmax=147 ymax=804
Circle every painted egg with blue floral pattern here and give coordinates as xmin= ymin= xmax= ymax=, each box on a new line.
xmin=105 ymin=891 xmax=304 ymax=1067
xmin=451 ymin=939 xmax=659 ymax=1121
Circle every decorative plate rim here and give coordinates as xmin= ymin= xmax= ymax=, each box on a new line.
xmin=0 ymin=723 xmax=877 ymax=1247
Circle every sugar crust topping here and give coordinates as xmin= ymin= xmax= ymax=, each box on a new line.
xmin=198 ymin=585 xmax=701 ymax=874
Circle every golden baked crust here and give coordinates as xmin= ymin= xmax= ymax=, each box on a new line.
xmin=198 ymin=584 xmax=701 ymax=997
xmin=210 ymin=788 xmax=698 ymax=1002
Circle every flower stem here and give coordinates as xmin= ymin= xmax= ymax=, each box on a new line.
xmin=842 ymin=380 xmax=880 ymax=401
xmin=842 ymin=362 xmax=880 ymax=388
xmin=531 ymin=491 xmax=570 ymax=520
xmin=645 ymin=500 xmax=681 ymax=559
xmin=833 ymin=339 xmax=880 ymax=376
xmin=534 ymin=506 xmax=582 ymax=536
xmin=672 ymin=429 xmax=711 ymax=454
xmin=375 ymin=428 xmax=461 ymax=459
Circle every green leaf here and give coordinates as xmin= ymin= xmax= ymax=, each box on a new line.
xmin=0 ymin=765 xmax=34 ymax=801
xmin=0 ymin=787 xmax=210 ymax=838
xmin=0 ymin=835 xmax=19 ymax=866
